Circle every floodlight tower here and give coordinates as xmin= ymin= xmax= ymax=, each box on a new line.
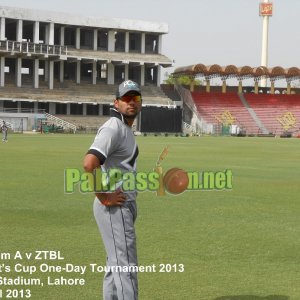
xmin=259 ymin=0 xmax=273 ymax=87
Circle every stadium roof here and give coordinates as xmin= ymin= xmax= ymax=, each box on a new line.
xmin=0 ymin=6 xmax=168 ymax=34
xmin=173 ymin=63 xmax=300 ymax=81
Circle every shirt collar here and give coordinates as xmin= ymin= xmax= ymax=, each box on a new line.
xmin=110 ymin=108 xmax=129 ymax=125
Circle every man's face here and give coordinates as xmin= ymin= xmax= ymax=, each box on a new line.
xmin=114 ymin=92 xmax=142 ymax=119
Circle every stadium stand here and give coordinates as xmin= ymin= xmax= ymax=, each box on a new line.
xmin=177 ymin=86 xmax=300 ymax=136
xmin=191 ymin=92 xmax=260 ymax=135
xmin=173 ymin=63 xmax=300 ymax=137
xmin=243 ymin=93 xmax=300 ymax=135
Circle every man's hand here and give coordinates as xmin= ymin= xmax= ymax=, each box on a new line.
xmin=83 ymin=154 xmax=126 ymax=206
xmin=96 ymin=189 xmax=126 ymax=207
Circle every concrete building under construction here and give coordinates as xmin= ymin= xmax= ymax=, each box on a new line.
xmin=0 ymin=6 xmax=181 ymax=133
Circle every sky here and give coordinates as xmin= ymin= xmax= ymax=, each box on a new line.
xmin=0 ymin=0 xmax=300 ymax=84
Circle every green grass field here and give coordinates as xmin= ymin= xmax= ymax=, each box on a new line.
xmin=0 ymin=134 xmax=299 ymax=300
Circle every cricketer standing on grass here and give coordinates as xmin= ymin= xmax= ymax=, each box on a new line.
xmin=1 ymin=121 xmax=8 ymax=142
xmin=83 ymin=80 xmax=142 ymax=300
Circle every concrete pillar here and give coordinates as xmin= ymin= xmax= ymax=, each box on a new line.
xmin=60 ymin=27 xmax=65 ymax=46
xmin=222 ymin=80 xmax=227 ymax=93
xmin=45 ymin=24 xmax=49 ymax=44
xmin=270 ymin=81 xmax=275 ymax=94
xmin=190 ymin=81 xmax=194 ymax=92
xmin=158 ymin=35 xmax=162 ymax=54
xmin=59 ymin=61 xmax=64 ymax=83
xmin=33 ymin=58 xmax=39 ymax=88
xmin=49 ymin=23 xmax=54 ymax=45
xmin=206 ymin=79 xmax=210 ymax=93
xmin=254 ymin=81 xmax=259 ymax=94
xmin=83 ymin=103 xmax=87 ymax=116
xmin=48 ymin=60 xmax=54 ymax=89
xmin=44 ymin=61 xmax=49 ymax=81
xmin=16 ymin=20 xmax=23 ymax=42
xmin=136 ymin=113 xmax=141 ymax=132
xmin=107 ymin=63 xmax=114 ymax=84
xmin=287 ymin=82 xmax=291 ymax=95
xmin=99 ymin=104 xmax=103 ymax=116
xmin=125 ymin=32 xmax=129 ymax=53
xmin=34 ymin=102 xmax=38 ymax=113
xmin=0 ymin=99 xmax=3 ymax=113
xmin=67 ymin=103 xmax=71 ymax=115
xmin=141 ymin=33 xmax=145 ymax=54
xmin=17 ymin=101 xmax=21 ymax=113
xmin=140 ymin=64 xmax=145 ymax=86
xmin=33 ymin=21 xmax=39 ymax=43
xmin=0 ymin=56 xmax=5 ymax=87
xmin=76 ymin=61 xmax=81 ymax=84
xmin=124 ymin=64 xmax=129 ymax=81
xmin=76 ymin=28 xmax=80 ymax=49
xmin=16 ymin=57 xmax=22 ymax=87
xmin=0 ymin=17 xmax=5 ymax=40
xmin=156 ymin=65 xmax=161 ymax=87
xmin=92 ymin=61 xmax=97 ymax=84
xmin=49 ymin=102 xmax=56 ymax=114
xmin=238 ymin=81 xmax=243 ymax=93
xmin=108 ymin=30 xmax=115 ymax=52
xmin=93 ymin=29 xmax=98 ymax=50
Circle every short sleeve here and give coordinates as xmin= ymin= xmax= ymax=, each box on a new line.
xmin=87 ymin=126 xmax=120 ymax=164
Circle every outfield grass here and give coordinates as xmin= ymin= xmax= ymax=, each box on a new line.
xmin=0 ymin=134 xmax=299 ymax=300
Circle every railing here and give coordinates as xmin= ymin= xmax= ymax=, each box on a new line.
xmin=0 ymin=40 xmax=67 ymax=56
xmin=45 ymin=113 xmax=77 ymax=133
xmin=182 ymin=121 xmax=196 ymax=134
xmin=176 ymin=84 xmax=212 ymax=134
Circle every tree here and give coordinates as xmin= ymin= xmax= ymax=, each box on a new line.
xmin=291 ymin=80 xmax=300 ymax=88
xmin=163 ymin=73 xmax=202 ymax=86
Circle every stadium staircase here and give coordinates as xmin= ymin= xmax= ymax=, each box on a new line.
xmin=54 ymin=115 xmax=110 ymax=129
xmin=161 ymin=84 xmax=182 ymax=102
xmin=44 ymin=113 xmax=77 ymax=133
xmin=238 ymin=94 xmax=269 ymax=134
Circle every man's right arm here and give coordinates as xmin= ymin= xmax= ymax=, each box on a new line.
xmin=83 ymin=154 xmax=126 ymax=206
